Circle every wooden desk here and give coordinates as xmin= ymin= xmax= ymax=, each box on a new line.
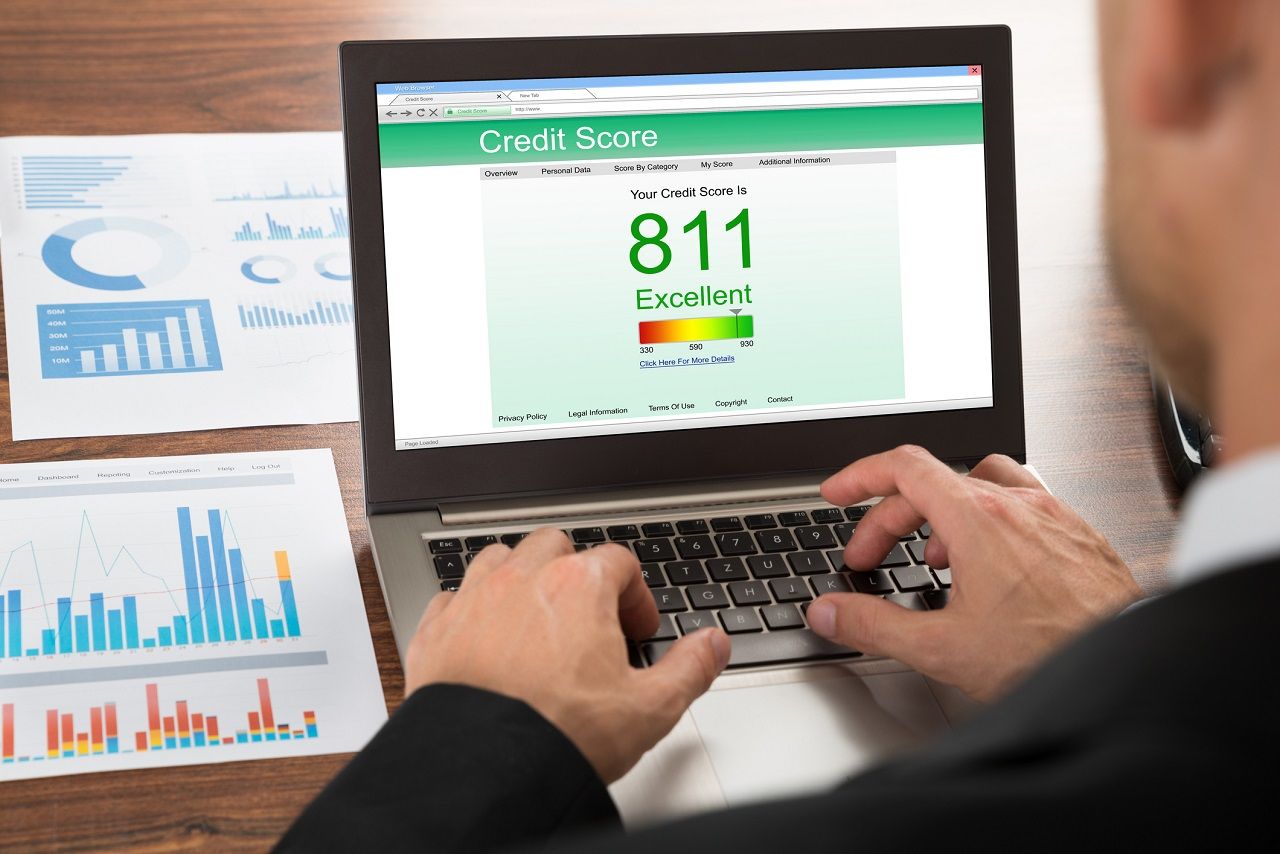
xmin=0 ymin=0 xmax=1178 ymax=848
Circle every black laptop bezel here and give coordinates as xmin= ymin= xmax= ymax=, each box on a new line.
xmin=339 ymin=27 xmax=1022 ymax=513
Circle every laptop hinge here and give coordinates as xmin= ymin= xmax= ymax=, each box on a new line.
xmin=439 ymin=473 xmax=828 ymax=528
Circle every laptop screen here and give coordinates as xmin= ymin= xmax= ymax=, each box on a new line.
xmin=375 ymin=65 xmax=993 ymax=451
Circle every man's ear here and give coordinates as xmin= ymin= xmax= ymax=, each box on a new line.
xmin=1127 ymin=0 xmax=1250 ymax=129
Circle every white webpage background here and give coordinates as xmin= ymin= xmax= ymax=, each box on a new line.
xmin=383 ymin=144 xmax=992 ymax=445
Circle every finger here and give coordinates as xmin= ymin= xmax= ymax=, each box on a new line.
xmin=506 ymin=527 xmax=574 ymax=572
xmin=415 ymin=590 xmax=454 ymax=633
xmin=923 ymin=535 xmax=950 ymax=568
xmin=642 ymin=628 xmax=730 ymax=722
xmin=968 ymin=454 xmax=1044 ymax=491
xmin=577 ymin=543 xmax=657 ymax=640
xmin=456 ymin=542 xmax=511 ymax=591
xmin=820 ymin=445 xmax=968 ymax=535
xmin=844 ymin=494 xmax=925 ymax=570
xmin=807 ymin=593 xmax=939 ymax=669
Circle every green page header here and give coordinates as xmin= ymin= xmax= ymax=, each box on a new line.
xmin=379 ymin=103 xmax=983 ymax=168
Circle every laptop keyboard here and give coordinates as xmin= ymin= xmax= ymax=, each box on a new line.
xmin=423 ymin=503 xmax=949 ymax=670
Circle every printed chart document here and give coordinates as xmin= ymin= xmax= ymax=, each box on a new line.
xmin=0 ymin=449 xmax=386 ymax=780
xmin=0 ymin=133 xmax=357 ymax=440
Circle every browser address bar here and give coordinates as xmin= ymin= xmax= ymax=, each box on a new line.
xmin=443 ymin=87 xmax=979 ymax=119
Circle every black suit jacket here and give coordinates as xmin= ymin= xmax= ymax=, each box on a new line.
xmin=277 ymin=558 xmax=1280 ymax=852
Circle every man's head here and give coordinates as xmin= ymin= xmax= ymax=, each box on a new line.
xmin=1099 ymin=0 xmax=1280 ymax=435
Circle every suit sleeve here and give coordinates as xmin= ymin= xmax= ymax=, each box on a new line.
xmin=275 ymin=683 xmax=620 ymax=853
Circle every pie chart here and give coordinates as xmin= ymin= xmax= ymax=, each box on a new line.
xmin=41 ymin=217 xmax=189 ymax=291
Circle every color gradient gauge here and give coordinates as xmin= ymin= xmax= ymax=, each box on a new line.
xmin=638 ymin=313 xmax=755 ymax=345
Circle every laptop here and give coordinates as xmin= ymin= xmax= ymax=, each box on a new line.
xmin=339 ymin=26 xmax=1020 ymax=824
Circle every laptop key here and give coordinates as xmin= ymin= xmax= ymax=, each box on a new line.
xmin=844 ymin=505 xmax=871 ymax=521
xmin=677 ymin=519 xmax=710 ymax=534
xmin=727 ymin=580 xmax=772 ymax=606
xmin=744 ymin=513 xmax=777 ymax=530
xmin=850 ymin=569 xmax=895 ymax=594
xmin=676 ymin=612 xmax=719 ymax=634
xmin=706 ymin=557 xmax=749 ymax=582
xmin=746 ymin=555 xmax=789 ymax=579
xmin=652 ymin=588 xmax=687 ymax=613
xmin=687 ymin=583 xmax=730 ymax=610
xmin=711 ymin=516 xmax=744 ymax=532
xmin=834 ymin=523 xmax=856 ymax=545
xmin=923 ymin=589 xmax=951 ymax=610
xmin=635 ymin=538 xmax=677 ymax=562
xmin=464 ymin=535 xmax=496 ymax=550
xmin=890 ymin=565 xmax=934 ymax=591
xmin=778 ymin=511 xmax=810 ymax=527
xmin=755 ymin=528 xmax=797 ymax=553
xmin=880 ymin=544 xmax=912 ymax=567
xmin=884 ymin=592 xmax=926 ymax=611
xmin=787 ymin=551 xmax=829 ymax=575
xmin=607 ymin=524 xmax=641 ymax=540
xmin=811 ymin=508 xmax=844 ymax=524
xmin=665 ymin=560 xmax=708 ymax=586
xmin=906 ymin=540 xmax=928 ymax=563
xmin=649 ymin=614 xmax=678 ymax=641
xmin=440 ymin=580 xmax=461 ymax=592
xmin=640 ymin=563 xmax=663 ymax=588
xmin=809 ymin=573 xmax=853 ymax=595
xmin=572 ymin=527 xmax=606 ymax=544
xmin=643 ymin=629 xmax=857 ymax=668
xmin=716 ymin=532 xmax=757 ymax=556
xmin=642 ymin=521 xmax=675 ymax=537
xmin=919 ymin=522 xmax=933 ymax=538
xmin=795 ymin=525 xmax=837 ymax=550
xmin=720 ymin=608 xmax=764 ymax=634
xmin=675 ymin=535 xmax=715 ymax=559
xmin=769 ymin=577 xmax=813 ymax=603
xmin=499 ymin=532 xmax=528 ymax=547
xmin=464 ymin=553 xmax=478 ymax=565
xmin=933 ymin=568 xmax=953 ymax=588
xmin=433 ymin=553 xmax=466 ymax=580
xmin=428 ymin=538 xmax=463 ymax=554
xmin=761 ymin=603 xmax=805 ymax=630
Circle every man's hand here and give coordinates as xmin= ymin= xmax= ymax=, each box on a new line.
xmin=808 ymin=446 xmax=1142 ymax=701
xmin=403 ymin=529 xmax=731 ymax=783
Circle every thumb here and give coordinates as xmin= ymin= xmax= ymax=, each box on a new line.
xmin=644 ymin=628 xmax=730 ymax=717
xmin=807 ymin=593 xmax=936 ymax=665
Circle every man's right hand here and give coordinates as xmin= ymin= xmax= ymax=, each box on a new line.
xmin=808 ymin=445 xmax=1142 ymax=701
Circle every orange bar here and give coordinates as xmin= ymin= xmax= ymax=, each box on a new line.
xmin=76 ymin=733 xmax=89 ymax=756
xmin=46 ymin=710 xmax=59 ymax=757
xmin=257 ymin=679 xmax=275 ymax=731
xmin=191 ymin=712 xmax=204 ymax=738
xmin=60 ymin=713 xmax=73 ymax=754
xmin=146 ymin=683 xmax=162 ymax=748
xmin=163 ymin=715 xmax=175 ymax=744
xmin=221 ymin=737 xmax=234 ymax=744
xmin=176 ymin=701 xmax=190 ymax=740
xmin=207 ymin=715 xmax=220 ymax=742
xmin=90 ymin=707 xmax=104 ymax=753
xmin=2 ymin=703 xmax=14 ymax=760
xmin=135 ymin=732 xmax=147 ymax=752
xmin=274 ymin=551 xmax=292 ymax=581
xmin=248 ymin=711 xmax=261 ymax=736
xmin=105 ymin=703 xmax=118 ymax=742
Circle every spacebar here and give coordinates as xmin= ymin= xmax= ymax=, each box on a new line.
xmin=642 ymin=629 xmax=860 ymax=668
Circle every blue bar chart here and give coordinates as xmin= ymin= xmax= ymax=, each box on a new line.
xmin=20 ymin=156 xmax=131 ymax=210
xmin=237 ymin=299 xmax=355 ymax=330
xmin=0 ymin=505 xmax=302 ymax=659
xmin=231 ymin=207 xmax=349 ymax=242
xmin=213 ymin=180 xmax=345 ymax=202
xmin=37 ymin=300 xmax=223 ymax=379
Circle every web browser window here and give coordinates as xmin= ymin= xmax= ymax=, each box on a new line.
xmin=375 ymin=66 xmax=993 ymax=450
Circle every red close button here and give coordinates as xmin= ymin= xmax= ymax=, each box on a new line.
xmin=968 ymin=64 xmax=982 ymax=75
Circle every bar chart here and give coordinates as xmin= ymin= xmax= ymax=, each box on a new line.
xmin=214 ymin=180 xmax=345 ymax=203
xmin=230 ymin=207 xmax=349 ymax=242
xmin=17 ymin=154 xmax=188 ymax=210
xmin=237 ymin=298 xmax=355 ymax=330
xmin=0 ymin=676 xmax=317 ymax=765
xmin=37 ymin=300 xmax=223 ymax=379
xmin=0 ymin=505 xmax=302 ymax=660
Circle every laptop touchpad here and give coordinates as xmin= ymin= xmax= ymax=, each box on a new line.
xmin=689 ymin=667 xmax=950 ymax=806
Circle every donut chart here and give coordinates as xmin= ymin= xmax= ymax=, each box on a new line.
xmin=240 ymin=255 xmax=297 ymax=285
xmin=41 ymin=217 xmax=190 ymax=291
xmin=313 ymin=252 xmax=351 ymax=281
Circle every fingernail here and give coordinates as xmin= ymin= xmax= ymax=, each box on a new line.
xmin=706 ymin=629 xmax=731 ymax=669
xmin=808 ymin=599 xmax=836 ymax=638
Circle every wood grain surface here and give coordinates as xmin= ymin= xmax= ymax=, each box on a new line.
xmin=0 ymin=1 xmax=1178 ymax=848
